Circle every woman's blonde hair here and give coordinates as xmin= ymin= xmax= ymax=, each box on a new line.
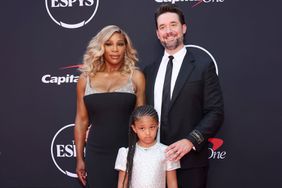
xmin=80 ymin=25 xmax=138 ymax=76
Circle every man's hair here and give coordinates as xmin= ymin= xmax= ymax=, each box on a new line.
xmin=154 ymin=4 xmax=186 ymax=28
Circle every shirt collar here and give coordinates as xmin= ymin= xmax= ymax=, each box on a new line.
xmin=164 ymin=46 xmax=187 ymax=60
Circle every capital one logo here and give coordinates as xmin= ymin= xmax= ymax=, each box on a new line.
xmin=155 ymin=0 xmax=224 ymax=7
xmin=51 ymin=124 xmax=79 ymax=178
xmin=45 ymin=0 xmax=99 ymax=29
xmin=41 ymin=74 xmax=79 ymax=85
xmin=41 ymin=65 xmax=80 ymax=85
xmin=208 ymin=138 xmax=226 ymax=160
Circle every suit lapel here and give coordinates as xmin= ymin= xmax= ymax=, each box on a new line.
xmin=169 ymin=51 xmax=195 ymax=109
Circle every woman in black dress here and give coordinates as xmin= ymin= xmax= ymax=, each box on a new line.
xmin=74 ymin=25 xmax=145 ymax=188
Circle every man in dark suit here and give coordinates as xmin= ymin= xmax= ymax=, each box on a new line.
xmin=144 ymin=4 xmax=224 ymax=188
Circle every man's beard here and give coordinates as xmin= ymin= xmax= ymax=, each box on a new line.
xmin=161 ymin=36 xmax=184 ymax=51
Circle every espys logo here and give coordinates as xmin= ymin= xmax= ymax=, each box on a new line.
xmin=51 ymin=124 xmax=79 ymax=178
xmin=186 ymin=44 xmax=219 ymax=75
xmin=45 ymin=0 xmax=99 ymax=29
xmin=41 ymin=65 xmax=80 ymax=85
xmin=155 ymin=0 xmax=224 ymax=7
xmin=208 ymin=138 xmax=226 ymax=160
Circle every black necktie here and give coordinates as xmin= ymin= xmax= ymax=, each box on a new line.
xmin=161 ymin=55 xmax=174 ymax=140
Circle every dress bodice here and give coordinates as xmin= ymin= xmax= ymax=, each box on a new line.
xmin=84 ymin=75 xmax=135 ymax=96
xmin=83 ymin=74 xmax=136 ymax=150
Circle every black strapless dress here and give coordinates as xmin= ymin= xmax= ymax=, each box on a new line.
xmin=84 ymin=92 xmax=136 ymax=188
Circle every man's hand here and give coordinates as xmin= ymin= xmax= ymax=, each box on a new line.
xmin=165 ymin=139 xmax=194 ymax=161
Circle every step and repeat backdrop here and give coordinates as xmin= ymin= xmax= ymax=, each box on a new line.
xmin=1 ymin=0 xmax=282 ymax=187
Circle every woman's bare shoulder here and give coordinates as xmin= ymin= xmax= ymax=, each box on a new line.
xmin=77 ymin=73 xmax=88 ymax=88
xmin=132 ymin=69 xmax=145 ymax=80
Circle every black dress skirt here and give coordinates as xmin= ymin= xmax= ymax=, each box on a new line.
xmin=84 ymin=92 xmax=136 ymax=188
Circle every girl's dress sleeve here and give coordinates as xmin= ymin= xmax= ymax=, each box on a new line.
xmin=162 ymin=144 xmax=181 ymax=171
xmin=114 ymin=147 xmax=128 ymax=171
xmin=166 ymin=159 xmax=181 ymax=171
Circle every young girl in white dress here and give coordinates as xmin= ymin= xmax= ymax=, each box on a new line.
xmin=115 ymin=105 xmax=180 ymax=188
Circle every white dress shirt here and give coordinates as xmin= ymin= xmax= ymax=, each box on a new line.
xmin=154 ymin=47 xmax=187 ymax=141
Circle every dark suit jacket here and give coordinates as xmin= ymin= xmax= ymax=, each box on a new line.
xmin=144 ymin=48 xmax=224 ymax=168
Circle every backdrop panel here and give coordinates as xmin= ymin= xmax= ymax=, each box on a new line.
xmin=1 ymin=0 xmax=282 ymax=187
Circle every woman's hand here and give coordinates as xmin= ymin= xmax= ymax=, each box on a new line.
xmin=76 ymin=159 xmax=87 ymax=186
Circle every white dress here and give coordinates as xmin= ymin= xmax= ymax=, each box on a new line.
xmin=115 ymin=142 xmax=180 ymax=188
